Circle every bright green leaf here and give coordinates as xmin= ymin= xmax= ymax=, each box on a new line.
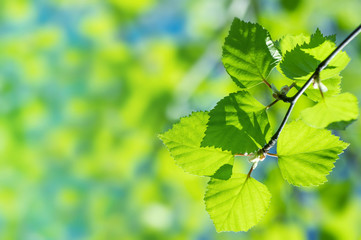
xmin=278 ymin=29 xmax=349 ymax=82
xmin=301 ymin=75 xmax=341 ymax=102
xmin=222 ymin=18 xmax=281 ymax=89
xmin=205 ymin=173 xmax=271 ymax=232
xmin=276 ymin=29 xmax=335 ymax=56
xmin=277 ymin=29 xmax=349 ymax=101
xmin=275 ymin=34 xmax=309 ymax=55
xmin=301 ymin=93 xmax=359 ymax=129
xmin=277 ymin=121 xmax=349 ymax=186
xmin=201 ymin=91 xmax=272 ymax=154
xmin=159 ymin=111 xmax=233 ymax=176
xmin=302 ymin=41 xmax=349 ymax=80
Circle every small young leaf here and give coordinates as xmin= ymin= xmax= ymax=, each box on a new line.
xmin=301 ymin=93 xmax=359 ymax=129
xmin=277 ymin=121 xmax=349 ymax=187
xmin=201 ymin=90 xmax=272 ymax=154
xmin=205 ymin=173 xmax=271 ymax=232
xmin=222 ymin=18 xmax=281 ymax=89
xmin=159 ymin=112 xmax=233 ymax=176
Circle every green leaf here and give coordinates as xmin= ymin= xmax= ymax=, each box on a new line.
xmin=301 ymin=75 xmax=341 ymax=102
xmin=222 ymin=18 xmax=281 ymax=89
xmin=201 ymin=91 xmax=272 ymax=154
xmin=275 ymin=34 xmax=309 ymax=55
xmin=205 ymin=173 xmax=271 ymax=232
xmin=279 ymin=47 xmax=319 ymax=80
xmin=326 ymin=119 xmax=357 ymax=131
xmin=159 ymin=111 xmax=233 ymax=176
xmin=276 ymin=29 xmax=335 ymax=56
xmin=277 ymin=121 xmax=349 ymax=186
xmin=307 ymin=28 xmax=336 ymax=48
xmin=210 ymin=164 xmax=233 ymax=180
xmin=278 ymin=29 xmax=349 ymax=82
xmin=302 ymin=41 xmax=349 ymax=80
xmin=300 ymin=93 xmax=359 ymax=129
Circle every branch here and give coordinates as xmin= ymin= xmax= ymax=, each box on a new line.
xmin=262 ymin=24 xmax=361 ymax=152
xmin=266 ymin=153 xmax=278 ymax=157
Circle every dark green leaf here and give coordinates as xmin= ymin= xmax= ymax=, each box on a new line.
xmin=222 ymin=18 xmax=281 ymax=89
xmin=202 ymin=91 xmax=272 ymax=154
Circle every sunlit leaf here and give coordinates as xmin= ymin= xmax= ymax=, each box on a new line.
xmin=276 ymin=29 xmax=336 ymax=56
xmin=205 ymin=173 xmax=271 ymax=232
xmin=277 ymin=121 xmax=349 ymax=186
xmin=159 ymin=112 xmax=234 ymax=176
xmin=302 ymin=41 xmax=349 ymax=79
xmin=301 ymin=93 xmax=359 ymax=129
xmin=275 ymin=34 xmax=309 ymax=55
xmin=278 ymin=29 xmax=349 ymax=87
xmin=302 ymin=75 xmax=341 ymax=102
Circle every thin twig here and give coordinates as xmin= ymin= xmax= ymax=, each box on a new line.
xmin=266 ymin=153 xmax=278 ymax=157
xmin=266 ymin=99 xmax=279 ymax=109
xmin=318 ymin=25 xmax=361 ymax=72
xmin=247 ymin=164 xmax=255 ymax=178
xmin=234 ymin=153 xmax=248 ymax=156
xmin=289 ymin=82 xmax=296 ymax=89
xmin=262 ymin=24 xmax=361 ymax=152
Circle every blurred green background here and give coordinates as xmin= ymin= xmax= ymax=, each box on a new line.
xmin=0 ymin=0 xmax=361 ymax=239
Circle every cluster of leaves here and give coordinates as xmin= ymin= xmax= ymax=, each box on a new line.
xmin=159 ymin=18 xmax=358 ymax=232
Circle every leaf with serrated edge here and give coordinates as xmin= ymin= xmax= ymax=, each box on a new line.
xmin=303 ymin=41 xmax=349 ymax=80
xmin=205 ymin=173 xmax=271 ymax=232
xmin=159 ymin=111 xmax=233 ymax=176
xmin=301 ymin=93 xmax=359 ymax=129
xmin=201 ymin=90 xmax=272 ymax=154
xmin=222 ymin=18 xmax=281 ymax=89
xmin=276 ymin=29 xmax=335 ymax=58
xmin=277 ymin=30 xmax=349 ymax=100
xmin=279 ymin=30 xmax=349 ymax=81
xmin=275 ymin=34 xmax=309 ymax=55
xmin=210 ymin=164 xmax=233 ymax=180
xmin=277 ymin=121 xmax=349 ymax=187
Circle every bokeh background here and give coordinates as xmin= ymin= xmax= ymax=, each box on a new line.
xmin=0 ymin=0 xmax=360 ymax=239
